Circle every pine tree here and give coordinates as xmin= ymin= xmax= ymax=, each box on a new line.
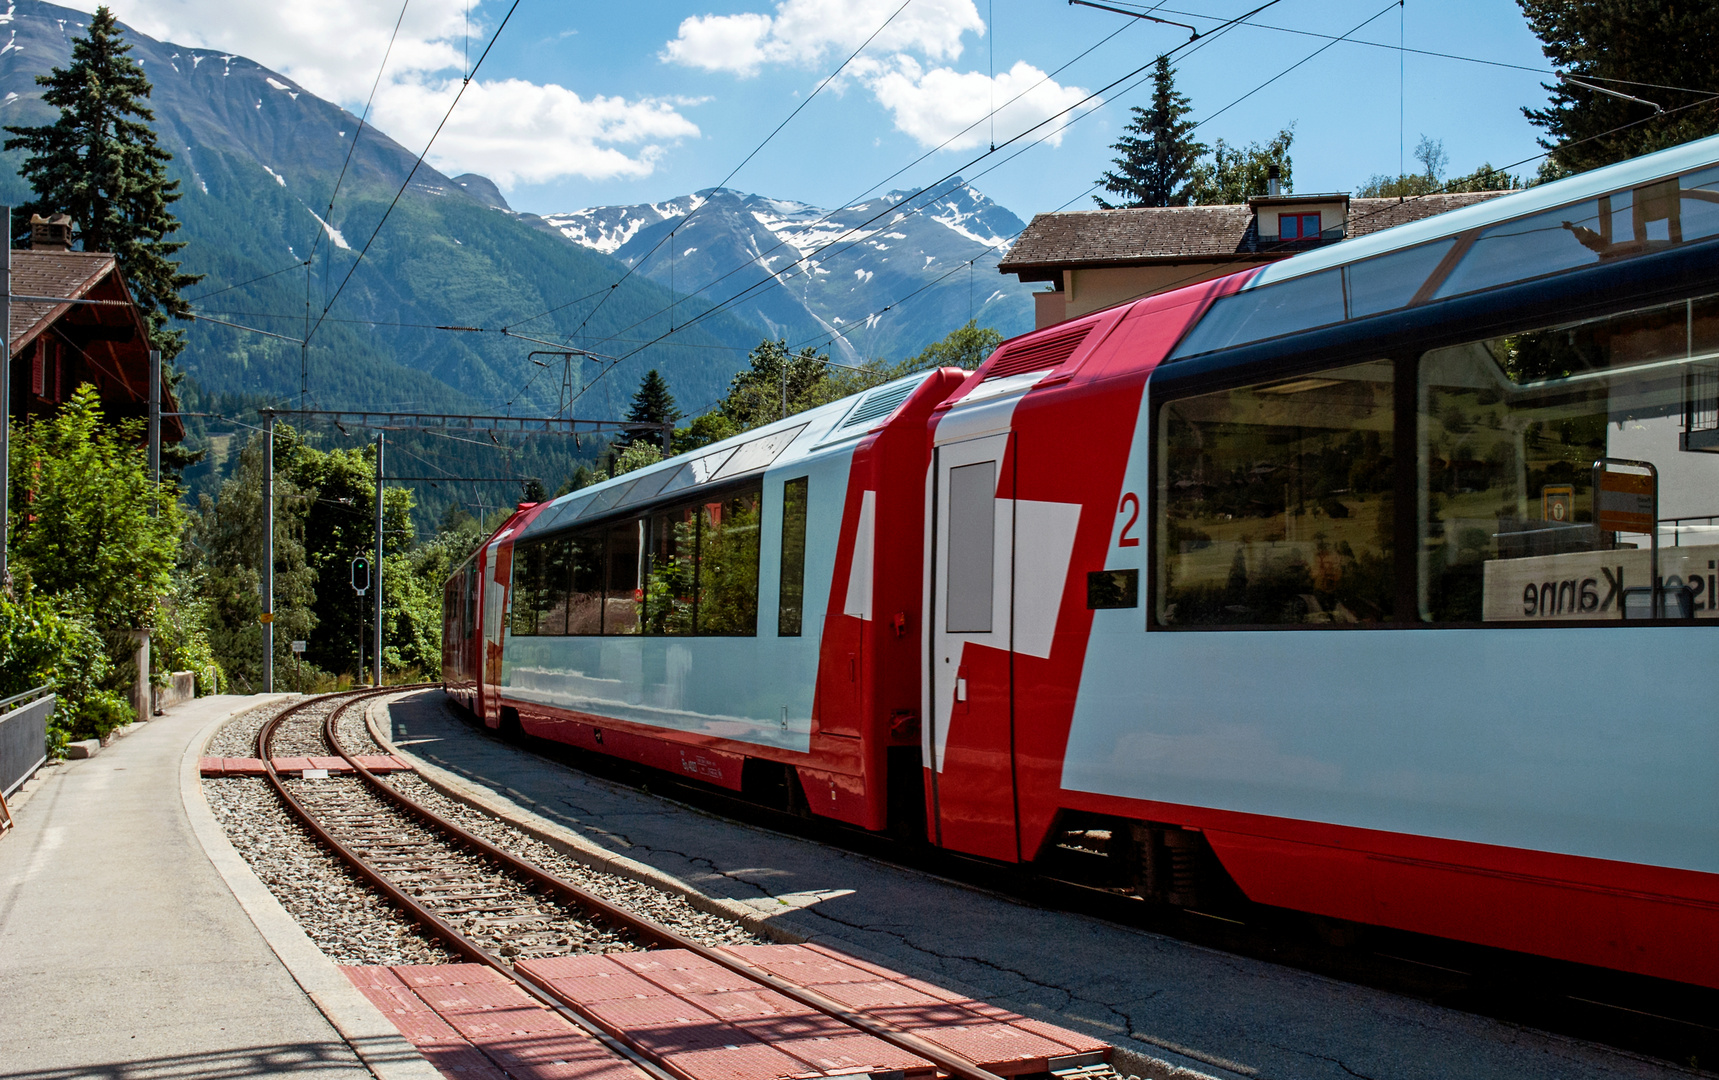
xmin=3 ymin=7 xmax=201 ymax=359
xmin=1095 ymin=58 xmax=1207 ymax=209
xmin=624 ymin=369 xmax=682 ymax=445
xmin=1520 ymin=1 xmax=1719 ymax=179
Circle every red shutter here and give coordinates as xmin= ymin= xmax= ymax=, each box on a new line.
xmin=30 ymin=341 xmax=43 ymax=396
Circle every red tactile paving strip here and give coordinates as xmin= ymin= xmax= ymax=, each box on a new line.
xmin=353 ymin=947 xmax=1108 ymax=1080
xmin=518 ymin=951 xmax=939 ymax=1080
xmin=343 ymin=964 xmax=652 ymax=1080
xmin=199 ymin=755 xmax=412 ymax=777
xmin=718 ymin=944 xmax=1111 ymax=1075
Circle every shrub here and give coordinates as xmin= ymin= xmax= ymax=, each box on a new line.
xmin=0 ymin=589 xmax=133 ymax=750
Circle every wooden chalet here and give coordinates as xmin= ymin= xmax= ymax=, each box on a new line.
xmin=6 ymin=215 xmax=182 ymax=440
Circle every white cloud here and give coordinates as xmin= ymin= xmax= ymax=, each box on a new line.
xmin=866 ymin=58 xmax=1093 ymax=150
xmin=662 ymin=0 xmax=1087 ymax=152
xmin=373 ymin=78 xmax=700 ymax=187
xmin=664 ymin=0 xmax=981 ymax=76
xmin=68 ymin=0 xmax=697 ymax=187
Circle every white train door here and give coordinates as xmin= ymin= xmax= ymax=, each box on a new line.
xmin=928 ymin=433 xmax=1019 ymax=860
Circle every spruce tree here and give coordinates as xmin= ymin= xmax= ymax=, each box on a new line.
xmin=1095 ymin=58 xmax=1207 ymax=209
xmin=624 ymin=369 xmax=682 ymax=445
xmin=1520 ymin=0 xmax=1719 ymax=179
xmin=4 ymin=6 xmax=201 ymax=359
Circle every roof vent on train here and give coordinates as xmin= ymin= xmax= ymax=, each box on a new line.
xmin=981 ymin=322 xmax=1092 ymax=380
xmin=838 ymin=377 xmax=924 ymax=430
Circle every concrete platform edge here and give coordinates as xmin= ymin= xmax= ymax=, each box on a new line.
xmin=181 ymin=695 xmax=443 ymax=1080
xmin=364 ymin=697 xmax=801 ymax=946
xmin=370 ymin=696 xmax=1230 ymax=1080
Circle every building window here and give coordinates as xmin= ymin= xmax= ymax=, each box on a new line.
xmin=1157 ymin=360 xmax=1397 ymax=625
xmin=1279 ymin=212 xmax=1322 ymax=240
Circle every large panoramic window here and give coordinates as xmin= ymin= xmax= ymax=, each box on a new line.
xmin=1419 ymin=295 xmax=1719 ymax=623
xmin=1157 ymin=360 xmax=1397 ymax=625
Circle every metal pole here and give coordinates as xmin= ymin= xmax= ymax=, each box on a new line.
xmin=147 ymin=348 xmax=160 ymax=516
xmin=374 ymin=431 xmax=384 ymax=688
xmin=1 ymin=206 xmax=11 ymax=591
xmin=263 ymin=413 xmax=274 ymax=694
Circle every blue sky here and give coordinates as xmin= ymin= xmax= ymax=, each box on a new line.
xmin=99 ymin=0 xmax=1558 ymax=221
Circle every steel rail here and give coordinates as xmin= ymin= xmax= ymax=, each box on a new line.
xmin=321 ymin=691 xmax=1011 ymax=1080
xmin=256 ymin=688 xmax=679 ymax=1080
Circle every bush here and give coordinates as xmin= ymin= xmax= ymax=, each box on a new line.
xmin=0 ymin=589 xmax=134 ymax=750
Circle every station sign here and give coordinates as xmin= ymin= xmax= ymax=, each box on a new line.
xmin=1483 ymin=544 xmax=1719 ymax=621
xmin=1595 ymin=468 xmax=1655 ymax=534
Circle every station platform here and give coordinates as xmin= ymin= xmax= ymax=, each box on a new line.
xmin=0 ymin=694 xmax=432 ymax=1080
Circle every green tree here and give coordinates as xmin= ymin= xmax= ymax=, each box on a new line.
xmin=1095 ymin=58 xmax=1208 ymax=209
xmin=191 ymin=427 xmax=316 ymax=692
xmin=625 ymin=369 xmax=683 ymax=446
xmin=9 ymin=384 xmax=183 ymax=633
xmin=1519 ymin=0 xmax=1719 ymax=179
xmin=1358 ymin=135 xmax=1503 ymax=197
xmin=1188 ymin=127 xmax=1296 ymax=205
xmin=897 ymin=320 xmax=1003 ymax=373
xmin=3 ymin=6 xmax=201 ymax=360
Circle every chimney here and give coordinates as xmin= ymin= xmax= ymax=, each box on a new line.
xmin=1266 ymin=165 xmax=1281 ymax=198
xmin=29 ymin=213 xmax=74 ymax=251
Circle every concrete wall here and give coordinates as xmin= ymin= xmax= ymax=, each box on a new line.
xmin=153 ymin=672 xmax=196 ymax=714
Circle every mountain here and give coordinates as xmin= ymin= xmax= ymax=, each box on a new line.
xmin=0 ymin=3 xmax=770 ymax=427
xmin=539 ymin=181 xmax=1037 ymax=362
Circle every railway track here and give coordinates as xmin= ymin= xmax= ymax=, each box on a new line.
xmin=255 ymin=688 xmax=1043 ymax=1080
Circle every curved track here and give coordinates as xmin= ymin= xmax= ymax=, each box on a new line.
xmin=256 ymin=688 xmax=1012 ymax=1080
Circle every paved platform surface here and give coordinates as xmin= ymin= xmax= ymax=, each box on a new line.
xmin=384 ymin=690 xmax=1695 ymax=1080
xmin=0 ymin=696 xmax=377 ymax=1080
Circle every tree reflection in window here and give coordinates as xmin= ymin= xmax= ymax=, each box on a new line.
xmin=1158 ymin=361 xmax=1396 ymax=625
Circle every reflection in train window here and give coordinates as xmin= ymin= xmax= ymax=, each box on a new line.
xmin=641 ymin=482 xmax=763 ymax=636
xmin=1419 ymin=294 xmax=1719 ymax=622
xmin=1157 ymin=360 xmax=1396 ymax=625
xmin=603 ymin=521 xmax=641 ymax=635
xmin=778 ymin=477 xmax=809 ymax=636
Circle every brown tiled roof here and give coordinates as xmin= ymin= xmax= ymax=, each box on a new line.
xmin=9 ymin=249 xmax=123 ymax=355
xmin=998 ymin=192 xmax=1510 ymax=272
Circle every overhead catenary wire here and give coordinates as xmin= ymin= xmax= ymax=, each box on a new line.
xmin=308 ymin=0 xmax=522 ymax=344
xmin=524 ymin=0 xmax=920 ymax=339
xmin=562 ymin=0 xmax=1288 ymax=409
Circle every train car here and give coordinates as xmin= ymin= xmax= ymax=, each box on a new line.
xmin=448 ymin=134 xmax=1719 ymax=990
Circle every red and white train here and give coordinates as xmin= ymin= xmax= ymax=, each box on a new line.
xmin=446 ymin=136 xmax=1719 ymax=989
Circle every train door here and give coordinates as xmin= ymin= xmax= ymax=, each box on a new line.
xmin=928 ymin=433 xmax=1019 ymax=860
xmin=478 ymin=541 xmax=507 ymax=727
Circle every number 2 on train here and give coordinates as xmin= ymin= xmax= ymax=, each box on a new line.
xmin=1117 ymin=492 xmax=1141 ymax=547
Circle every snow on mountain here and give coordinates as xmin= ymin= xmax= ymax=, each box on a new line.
xmin=539 ymin=179 xmax=1036 ymax=361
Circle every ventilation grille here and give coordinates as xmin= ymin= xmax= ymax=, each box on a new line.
xmin=982 ymin=324 xmax=1091 ymax=381
xmin=840 ymin=378 xmax=923 ymax=430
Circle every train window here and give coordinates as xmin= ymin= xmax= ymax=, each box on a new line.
xmin=695 ymin=488 xmax=762 ymax=635
xmin=566 ymin=532 xmax=605 ymax=634
xmin=644 ymin=505 xmax=701 ymax=635
xmin=1172 ymin=268 xmax=1346 ymax=357
xmin=778 ymin=477 xmax=809 ymax=636
xmin=1157 ymin=360 xmax=1396 ymax=625
xmin=1418 ymin=294 xmax=1719 ymax=623
xmin=511 ymin=542 xmax=544 ymax=636
xmin=603 ymin=521 xmax=642 ymax=635
xmin=638 ymin=482 xmax=764 ymax=636
xmin=946 ymin=461 xmax=997 ymax=633
xmin=1435 ymin=171 xmax=1719 ymax=302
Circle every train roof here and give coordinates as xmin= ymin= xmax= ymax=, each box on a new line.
xmin=1167 ymin=133 xmax=1719 ymax=362
xmin=516 ymin=367 xmax=943 ymax=541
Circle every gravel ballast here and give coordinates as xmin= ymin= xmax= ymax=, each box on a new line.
xmin=201 ymin=693 xmax=765 ymax=972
